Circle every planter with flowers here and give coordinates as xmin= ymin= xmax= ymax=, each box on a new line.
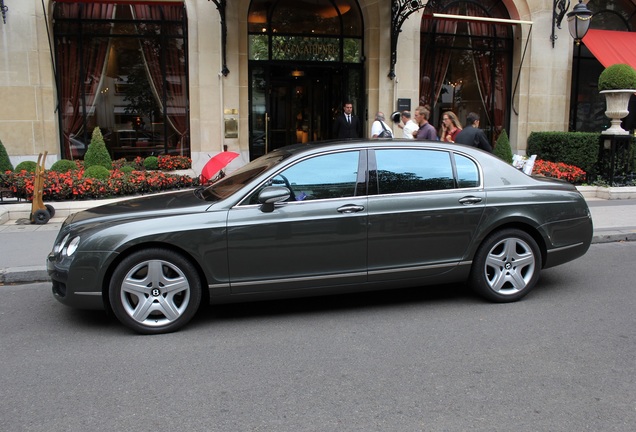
xmin=598 ymin=63 xmax=636 ymax=135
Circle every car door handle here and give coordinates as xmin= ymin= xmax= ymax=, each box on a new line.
xmin=337 ymin=204 xmax=365 ymax=214
xmin=458 ymin=196 xmax=482 ymax=205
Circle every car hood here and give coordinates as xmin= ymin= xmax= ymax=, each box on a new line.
xmin=65 ymin=189 xmax=213 ymax=227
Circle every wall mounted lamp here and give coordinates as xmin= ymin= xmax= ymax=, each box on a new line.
xmin=567 ymin=0 xmax=593 ymax=45
xmin=1 ymin=0 xmax=8 ymax=25
xmin=552 ymin=0 xmax=593 ymax=47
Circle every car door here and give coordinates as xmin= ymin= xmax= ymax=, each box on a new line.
xmin=226 ymin=149 xmax=368 ymax=294
xmin=367 ymin=148 xmax=485 ymax=282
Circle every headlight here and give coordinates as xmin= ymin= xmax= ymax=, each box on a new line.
xmin=54 ymin=234 xmax=70 ymax=254
xmin=65 ymin=236 xmax=81 ymax=256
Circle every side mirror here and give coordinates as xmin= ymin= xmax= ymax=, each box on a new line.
xmin=258 ymin=186 xmax=291 ymax=212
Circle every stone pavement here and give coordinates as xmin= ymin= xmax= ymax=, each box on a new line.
xmin=1 ymin=192 xmax=636 ymax=285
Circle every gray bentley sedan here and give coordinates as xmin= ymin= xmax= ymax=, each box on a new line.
xmin=48 ymin=140 xmax=593 ymax=334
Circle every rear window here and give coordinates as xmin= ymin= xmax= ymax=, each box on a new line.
xmin=374 ymin=149 xmax=455 ymax=194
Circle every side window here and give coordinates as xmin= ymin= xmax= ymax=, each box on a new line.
xmin=454 ymin=154 xmax=480 ymax=188
xmin=375 ymin=149 xmax=454 ymax=194
xmin=247 ymin=151 xmax=360 ymax=204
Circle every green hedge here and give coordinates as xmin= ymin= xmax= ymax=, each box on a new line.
xmin=15 ymin=160 xmax=38 ymax=173
xmin=526 ymin=132 xmax=599 ymax=175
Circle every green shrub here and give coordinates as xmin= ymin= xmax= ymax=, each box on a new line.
xmin=527 ymin=131 xmax=599 ymax=175
xmin=84 ymin=165 xmax=111 ymax=180
xmin=50 ymin=159 xmax=78 ymax=173
xmin=598 ymin=63 xmax=636 ymax=91
xmin=84 ymin=127 xmax=112 ymax=170
xmin=0 ymin=139 xmax=13 ymax=172
xmin=120 ymin=165 xmax=134 ymax=174
xmin=493 ymin=130 xmax=513 ymax=163
xmin=143 ymin=156 xmax=159 ymax=170
xmin=15 ymin=160 xmax=37 ymax=173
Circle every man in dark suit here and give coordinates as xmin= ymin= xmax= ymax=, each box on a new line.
xmin=454 ymin=112 xmax=493 ymax=152
xmin=333 ymin=101 xmax=362 ymax=139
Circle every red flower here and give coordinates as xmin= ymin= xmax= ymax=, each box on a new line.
xmin=532 ymin=160 xmax=586 ymax=183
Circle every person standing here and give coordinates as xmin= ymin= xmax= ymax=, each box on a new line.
xmin=413 ymin=105 xmax=437 ymax=140
xmin=454 ymin=112 xmax=493 ymax=152
xmin=332 ymin=101 xmax=361 ymax=139
xmin=439 ymin=111 xmax=462 ymax=143
xmin=370 ymin=112 xmax=393 ymax=138
xmin=400 ymin=111 xmax=419 ymax=139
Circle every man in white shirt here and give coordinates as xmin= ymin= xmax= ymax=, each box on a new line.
xmin=371 ymin=112 xmax=393 ymax=138
xmin=400 ymin=111 xmax=418 ymax=139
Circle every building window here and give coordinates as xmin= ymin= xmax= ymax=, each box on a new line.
xmin=53 ymin=2 xmax=189 ymax=160
xmin=420 ymin=0 xmax=513 ymax=144
xmin=248 ymin=0 xmax=363 ymax=63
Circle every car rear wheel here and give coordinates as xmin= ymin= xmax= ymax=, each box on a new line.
xmin=470 ymin=229 xmax=541 ymax=302
xmin=109 ymin=248 xmax=202 ymax=334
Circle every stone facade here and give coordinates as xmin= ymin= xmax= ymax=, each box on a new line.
xmin=0 ymin=0 xmax=578 ymax=173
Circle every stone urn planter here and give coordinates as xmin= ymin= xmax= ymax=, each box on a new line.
xmin=600 ymin=89 xmax=635 ymax=135
xmin=598 ymin=63 xmax=636 ymax=135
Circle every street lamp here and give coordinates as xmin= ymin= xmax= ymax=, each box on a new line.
xmin=1 ymin=0 xmax=8 ymax=25
xmin=567 ymin=0 xmax=593 ymax=44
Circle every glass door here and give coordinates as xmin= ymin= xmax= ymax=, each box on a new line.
xmin=249 ymin=64 xmax=363 ymax=159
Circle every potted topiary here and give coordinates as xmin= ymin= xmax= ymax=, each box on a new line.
xmin=597 ymin=63 xmax=636 ymax=135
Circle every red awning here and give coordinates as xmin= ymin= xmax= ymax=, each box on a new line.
xmin=582 ymin=29 xmax=636 ymax=69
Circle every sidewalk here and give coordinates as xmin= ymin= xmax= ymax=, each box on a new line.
xmin=1 ymin=192 xmax=636 ymax=284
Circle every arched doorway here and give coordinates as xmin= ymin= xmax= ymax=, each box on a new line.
xmin=247 ymin=0 xmax=364 ymax=160
xmin=419 ymin=0 xmax=514 ymax=144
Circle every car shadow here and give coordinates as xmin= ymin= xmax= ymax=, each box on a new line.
xmin=59 ymin=283 xmax=482 ymax=334
xmin=194 ymin=282 xmax=479 ymax=325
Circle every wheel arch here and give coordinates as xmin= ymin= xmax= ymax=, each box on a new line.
xmin=475 ymin=221 xmax=548 ymax=268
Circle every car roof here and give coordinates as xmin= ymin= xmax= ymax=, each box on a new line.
xmin=275 ymin=139 xmax=484 ymax=157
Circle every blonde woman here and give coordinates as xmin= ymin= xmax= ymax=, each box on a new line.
xmin=440 ymin=111 xmax=462 ymax=143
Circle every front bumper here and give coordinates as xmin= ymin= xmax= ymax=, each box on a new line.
xmin=48 ymin=250 xmax=111 ymax=310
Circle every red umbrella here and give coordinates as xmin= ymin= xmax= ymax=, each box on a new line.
xmin=200 ymin=151 xmax=240 ymax=184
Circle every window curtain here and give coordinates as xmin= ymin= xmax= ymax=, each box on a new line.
xmin=132 ymin=5 xmax=189 ymax=154
xmin=419 ymin=17 xmax=457 ymax=107
xmin=56 ymin=3 xmax=114 ymax=159
xmin=420 ymin=3 xmax=511 ymax=141
xmin=466 ymin=3 xmax=509 ymax=138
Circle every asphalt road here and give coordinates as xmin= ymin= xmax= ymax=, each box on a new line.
xmin=1 ymin=242 xmax=635 ymax=432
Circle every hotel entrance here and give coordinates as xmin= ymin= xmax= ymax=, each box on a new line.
xmin=249 ymin=65 xmax=362 ymax=159
xmin=247 ymin=0 xmax=364 ymax=160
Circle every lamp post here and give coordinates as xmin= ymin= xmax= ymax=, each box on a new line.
xmin=1 ymin=0 xmax=8 ymax=25
xmin=567 ymin=0 xmax=593 ymax=44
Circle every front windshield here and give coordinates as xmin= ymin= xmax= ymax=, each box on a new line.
xmin=201 ymin=151 xmax=288 ymax=201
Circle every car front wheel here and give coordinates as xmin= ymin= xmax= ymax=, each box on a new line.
xmin=109 ymin=248 xmax=202 ymax=334
xmin=470 ymin=229 xmax=541 ymax=302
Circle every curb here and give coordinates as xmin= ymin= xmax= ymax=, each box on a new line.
xmin=0 ymin=266 xmax=50 ymax=284
xmin=590 ymin=232 xmax=636 ymax=244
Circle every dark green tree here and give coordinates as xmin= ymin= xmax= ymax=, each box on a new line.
xmin=84 ymin=127 xmax=113 ymax=170
xmin=494 ymin=130 xmax=513 ymax=164
xmin=123 ymin=64 xmax=160 ymax=128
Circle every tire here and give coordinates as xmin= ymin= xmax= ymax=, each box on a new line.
xmin=32 ymin=209 xmax=51 ymax=225
xmin=470 ymin=229 xmax=541 ymax=303
xmin=109 ymin=248 xmax=202 ymax=334
xmin=45 ymin=204 xmax=55 ymax=218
